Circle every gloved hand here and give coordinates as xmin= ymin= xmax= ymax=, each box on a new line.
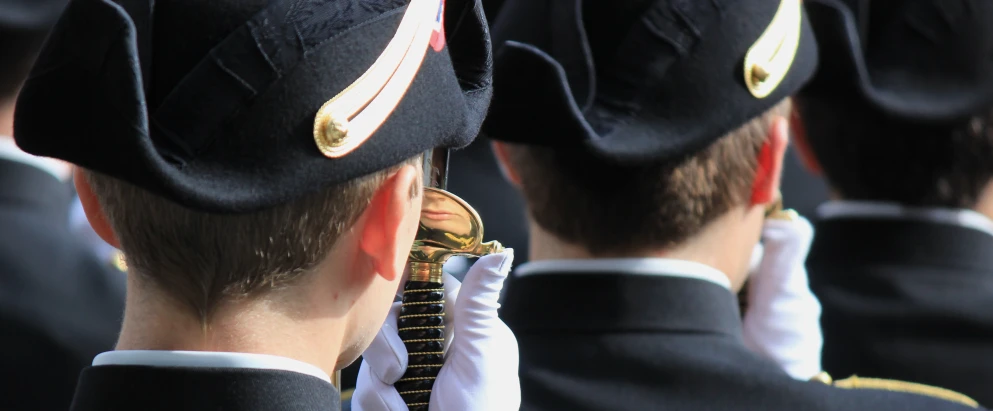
xmin=352 ymin=251 xmax=520 ymax=411
xmin=742 ymin=216 xmax=823 ymax=380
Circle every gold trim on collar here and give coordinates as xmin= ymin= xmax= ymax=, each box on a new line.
xmin=313 ymin=0 xmax=442 ymax=158
xmin=743 ymin=0 xmax=802 ymax=99
xmin=810 ymin=373 xmax=979 ymax=408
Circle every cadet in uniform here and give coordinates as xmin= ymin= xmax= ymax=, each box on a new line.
xmin=13 ymin=0 xmax=518 ymax=410
xmin=482 ymin=0 xmax=985 ymax=409
xmin=0 ymin=1 xmax=126 ymax=409
xmin=795 ymin=0 xmax=993 ymax=405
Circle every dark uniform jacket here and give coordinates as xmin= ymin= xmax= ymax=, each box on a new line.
xmin=502 ymin=271 xmax=984 ymax=411
xmin=71 ymin=365 xmax=341 ymax=410
xmin=0 ymin=158 xmax=125 ymax=411
xmin=808 ymin=215 xmax=993 ymax=407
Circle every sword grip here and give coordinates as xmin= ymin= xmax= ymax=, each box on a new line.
xmin=396 ymin=280 xmax=446 ymax=410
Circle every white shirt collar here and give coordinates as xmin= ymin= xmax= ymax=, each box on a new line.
xmin=818 ymin=200 xmax=993 ymax=238
xmin=93 ymin=350 xmax=332 ymax=384
xmin=0 ymin=136 xmax=71 ymax=182
xmin=515 ymin=258 xmax=732 ymax=290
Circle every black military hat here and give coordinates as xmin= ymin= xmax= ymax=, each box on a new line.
xmin=481 ymin=0 xmax=818 ymax=164
xmin=14 ymin=0 xmax=493 ymax=213
xmin=800 ymin=0 xmax=993 ymax=121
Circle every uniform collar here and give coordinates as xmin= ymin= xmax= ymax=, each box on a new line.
xmin=93 ymin=350 xmax=332 ymax=384
xmin=817 ymin=200 xmax=993 ymax=238
xmin=515 ymin=258 xmax=732 ymax=290
xmin=502 ymin=264 xmax=743 ymax=338
xmin=810 ymin=213 xmax=993 ymax=273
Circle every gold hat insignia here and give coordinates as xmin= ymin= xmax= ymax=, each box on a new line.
xmin=313 ymin=0 xmax=444 ymax=158
xmin=744 ymin=0 xmax=803 ymax=99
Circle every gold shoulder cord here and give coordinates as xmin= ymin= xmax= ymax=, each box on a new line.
xmin=810 ymin=373 xmax=980 ymax=408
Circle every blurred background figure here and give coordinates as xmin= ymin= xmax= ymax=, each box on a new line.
xmin=797 ymin=0 xmax=993 ymax=406
xmin=0 ymin=1 xmax=126 ymax=409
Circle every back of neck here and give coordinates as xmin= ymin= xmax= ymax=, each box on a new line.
xmin=526 ymin=214 xmax=753 ymax=288
xmin=115 ymin=281 xmax=347 ymax=377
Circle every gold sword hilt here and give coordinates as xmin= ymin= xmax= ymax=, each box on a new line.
xmin=396 ymin=188 xmax=502 ymax=410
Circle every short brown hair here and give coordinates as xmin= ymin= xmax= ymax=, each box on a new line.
xmin=505 ymin=99 xmax=791 ymax=256
xmin=798 ymin=96 xmax=993 ymax=208
xmin=86 ymin=156 xmax=421 ymax=321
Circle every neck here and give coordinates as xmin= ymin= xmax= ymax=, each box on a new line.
xmin=973 ymin=182 xmax=993 ymax=221
xmin=115 ymin=279 xmax=348 ymax=378
xmin=527 ymin=209 xmax=760 ymax=290
xmin=0 ymin=99 xmax=14 ymax=136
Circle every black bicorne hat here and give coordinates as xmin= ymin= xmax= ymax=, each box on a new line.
xmin=800 ymin=0 xmax=993 ymax=121
xmin=481 ymin=0 xmax=818 ymax=164
xmin=14 ymin=0 xmax=493 ymax=213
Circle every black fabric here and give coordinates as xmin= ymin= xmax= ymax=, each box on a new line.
xmin=808 ymin=217 xmax=993 ymax=407
xmin=482 ymin=0 xmax=506 ymax=20
xmin=0 ymin=0 xmax=68 ymax=95
xmin=501 ymin=272 xmax=984 ymax=410
xmin=781 ymin=146 xmax=830 ymax=217
xmin=15 ymin=0 xmax=494 ymax=213
xmin=71 ymin=365 xmax=340 ymax=411
xmin=0 ymin=0 xmax=68 ymax=29
xmin=801 ymin=0 xmax=993 ymax=121
xmin=481 ymin=0 xmax=819 ymax=164
xmin=0 ymin=159 xmax=125 ymax=411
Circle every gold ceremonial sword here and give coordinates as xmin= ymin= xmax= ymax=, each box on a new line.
xmin=393 ymin=147 xmax=504 ymax=410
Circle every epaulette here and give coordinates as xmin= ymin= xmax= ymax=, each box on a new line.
xmin=810 ymin=372 xmax=979 ymax=408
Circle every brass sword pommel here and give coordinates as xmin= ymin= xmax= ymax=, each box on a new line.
xmin=409 ymin=187 xmax=503 ymax=283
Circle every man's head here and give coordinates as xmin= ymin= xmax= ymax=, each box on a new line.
xmin=76 ymin=157 xmax=423 ymax=366
xmin=484 ymin=0 xmax=817 ymax=287
xmin=796 ymin=0 xmax=993 ymax=210
xmin=15 ymin=0 xmax=494 ymax=370
xmin=795 ymin=98 xmax=993 ymax=209
xmin=494 ymin=100 xmax=791 ymax=288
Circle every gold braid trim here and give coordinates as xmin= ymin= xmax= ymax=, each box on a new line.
xmin=814 ymin=374 xmax=978 ymax=408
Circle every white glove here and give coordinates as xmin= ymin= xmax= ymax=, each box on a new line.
xmin=352 ymin=251 xmax=521 ymax=411
xmin=742 ymin=216 xmax=823 ymax=380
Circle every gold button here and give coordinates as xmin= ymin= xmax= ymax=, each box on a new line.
xmin=323 ymin=114 xmax=350 ymax=147
xmin=752 ymin=65 xmax=771 ymax=83
xmin=809 ymin=372 xmax=833 ymax=385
